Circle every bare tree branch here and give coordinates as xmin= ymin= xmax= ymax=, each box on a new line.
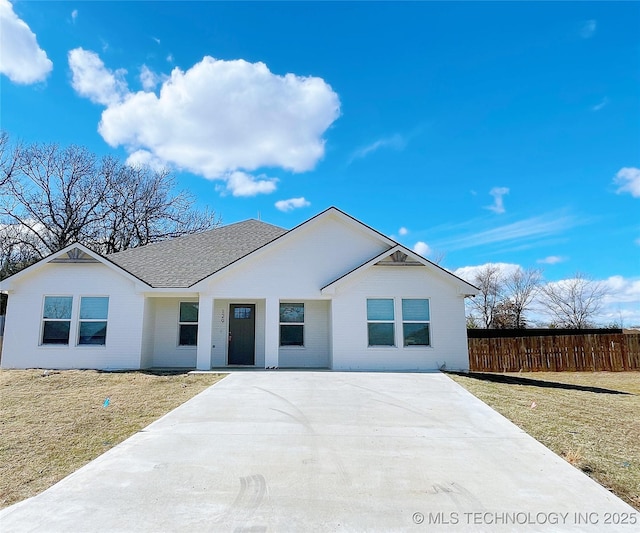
xmin=0 ymin=135 xmax=220 ymax=275
xmin=467 ymin=264 xmax=504 ymax=328
xmin=504 ymin=267 xmax=542 ymax=328
xmin=539 ymin=272 xmax=608 ymax=328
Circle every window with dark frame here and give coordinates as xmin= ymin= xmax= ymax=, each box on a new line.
xmin=280 ymin=303 xmax=304 ymax=346
xmin=179 ymin=302 xmax=199 ymax=346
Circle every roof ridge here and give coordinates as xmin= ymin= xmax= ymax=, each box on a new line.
xmin=106 ymin=218 xmax=286 ymax=259
xmin=105 ymin=218 xmax=288 ymax=287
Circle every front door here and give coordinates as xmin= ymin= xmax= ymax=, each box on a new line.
xmin=228 ymin=304 xmax=256 ymax=365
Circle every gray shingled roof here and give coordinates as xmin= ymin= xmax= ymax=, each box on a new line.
xmin=106 ymin=219 xmax=287 ymax=288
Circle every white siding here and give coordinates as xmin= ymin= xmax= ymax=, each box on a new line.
xmin=205 ymin=214 xmax=389 ymax=299
xmin=1 ymin=263 xmax=144 ymax=370
xmin=331 ymin=265 xmax=469 ymax=371
xmin=140 ymin=298 xmax=156 ymax=368
xmin=278 ymin=300 xmax=330 ymax=368
xmin=197 ymin=214 xmax=390 ymax=369
xmin=150 ymin=298 xmax=197 ymax=368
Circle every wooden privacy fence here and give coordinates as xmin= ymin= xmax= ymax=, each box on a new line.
xmin=468 ymin=332 xmax=640 ymax=372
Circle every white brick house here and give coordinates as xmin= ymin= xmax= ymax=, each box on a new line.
xmin=0 ymin=208 xmax=476 ymax=371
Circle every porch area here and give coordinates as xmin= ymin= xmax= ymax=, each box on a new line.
xmin=140 ymin=296 xmax=331 ymax=370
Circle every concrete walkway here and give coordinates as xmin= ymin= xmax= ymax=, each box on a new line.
xmin=1 ymin=372 xmax=636 ymax=532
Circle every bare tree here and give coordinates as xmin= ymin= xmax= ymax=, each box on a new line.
xmin=0 ymin=136 xmax=220 ymax=272
xmin=468 ymin=264 xmax=504 ymax=328
xmin=0 ymin=142 xmax=111 ymax=255
xmin=503 ymin=267 xmax=542 ymax=328
xmin=0 ymin=224 xmax=41 ymax=280
xmin=539 ymin=273 xmax=608 ymax=328
xmin=491 ymin=300 xmax=520 ymax=329
xmin=100 ymin=165 xmax=219 ymax=254
xmin=0 ymin=131 xmax=18 ymax=189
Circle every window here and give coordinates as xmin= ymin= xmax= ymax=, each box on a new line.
xmin=402 ymin=299 xmax=430 ymax=346
xmin=280 ymin=303 xmax=304 ymax=346
xmin=42 ymin=296 xmax=72 ymax=345
xmin=234 ymin=307 xmax=252 ymax=319
xmin=179 ymin=302 xmax=199 ymax=346
xmin=78 ymin=297 xmax=109 ymax=345
xmin=367 ymin=299 xmax=395 ymax=346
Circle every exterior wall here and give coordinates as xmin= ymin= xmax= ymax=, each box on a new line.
xmin=331 ymin=265 xmax=469 ymax=371
xmin=0 ymin=211 xmax=471 ymax=371
xmin=205 ymin=214 xmax=390 ymax=299
xmin=279 ymin=300 xmax=330 ymax=368
xmin=199 ymin=214 xmax=389 ymax=369
xmin=140 ymin=298 xmax=156 ymax=368
xmin=150 ymin=298 xmax=198 ymax=368
xmin=0 ymin=263 xmax=144 ymax=369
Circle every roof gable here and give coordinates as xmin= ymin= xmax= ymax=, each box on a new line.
xmin=0 ymin=243 xmax=148 ymax=291
xmin=321 ymin=244 xmax=478 ymax=296
xmin=190 ymin=207 xmax=397 ymax=288
xmin=106 ymin=219 xmax=287 ymax=288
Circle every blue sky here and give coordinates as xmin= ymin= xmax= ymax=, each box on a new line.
xmin=1 ymin=1 xmax=639 ymax=325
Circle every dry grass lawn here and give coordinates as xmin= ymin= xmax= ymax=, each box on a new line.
xmin=449 ymin=371 xmax=640 ymax=510
xmin=0 ymin=369 xmax=225 ymax=509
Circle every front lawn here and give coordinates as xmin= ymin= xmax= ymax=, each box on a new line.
xmin=0 ymin=369 xmax=225 ymax=509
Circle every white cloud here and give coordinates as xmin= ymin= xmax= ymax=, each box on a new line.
xmin=591 ymin=97 xmax=608 ymax=112
xmin=125 ymin=149 xmax=167 ymax=171
xmin=69 ymin=53 xmax=340 ymax=186
xmin=139 ymin=64 xmax=160 ymax=91
xmin=413 ymin=241 xmax=431 ymax=257
xmin=71 ymin=9 xmax=78 ymax=23
xmin=166 ymin=53 xmax=174 ymax=63
xmin=454 ymin=263 xmax=522 ymax=285
xmin=485 ymin=187 xmax=509 ymax=214
xmin=600 ymin=276 xmax=640 ymax=327
xmin=68 ymin=48 xmax=128 ymax=106
xmin=603 ymin=276 xmax=640 ymax=303
xmin=613 ymin=167 xmax=640 ymax=198
xmin=398 ymin=227 xmax=409 ymax=236
xmin=223 ymin=171 xmax=278 ymax=197
xmin=275 ymin=197 xmax=311 ymax=212
xmin=0 ymin=0 xmax=53 ymax=84
xmin=537 ymin=256 xmax=567 ymax=265
xmin=349 ymin=134 xmax=406 ymax=163
xmin=580 ymin=19 xmax=597 ymax=39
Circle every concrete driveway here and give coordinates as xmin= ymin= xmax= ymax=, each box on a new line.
xmin=1 ymin=372 xmax=636 ymax=532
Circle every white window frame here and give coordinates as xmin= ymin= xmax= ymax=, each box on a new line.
xmin=279 ymin=302 xmax=305 ymax=347
xmin=77 ymin=296 xmax=109 ymax=346
xmin=366 ymin=298 xmax=396 ymax=347
xmin=401 ymin=298 xmax=431 ymax=347
xmin=178 ymin=301 xmax=199 ymax=347
xmin=41 ymin=295 xmax=73 ymax=346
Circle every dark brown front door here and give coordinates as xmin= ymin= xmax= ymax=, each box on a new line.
xmin=228 ymin=304 xmax=256 ymax=365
